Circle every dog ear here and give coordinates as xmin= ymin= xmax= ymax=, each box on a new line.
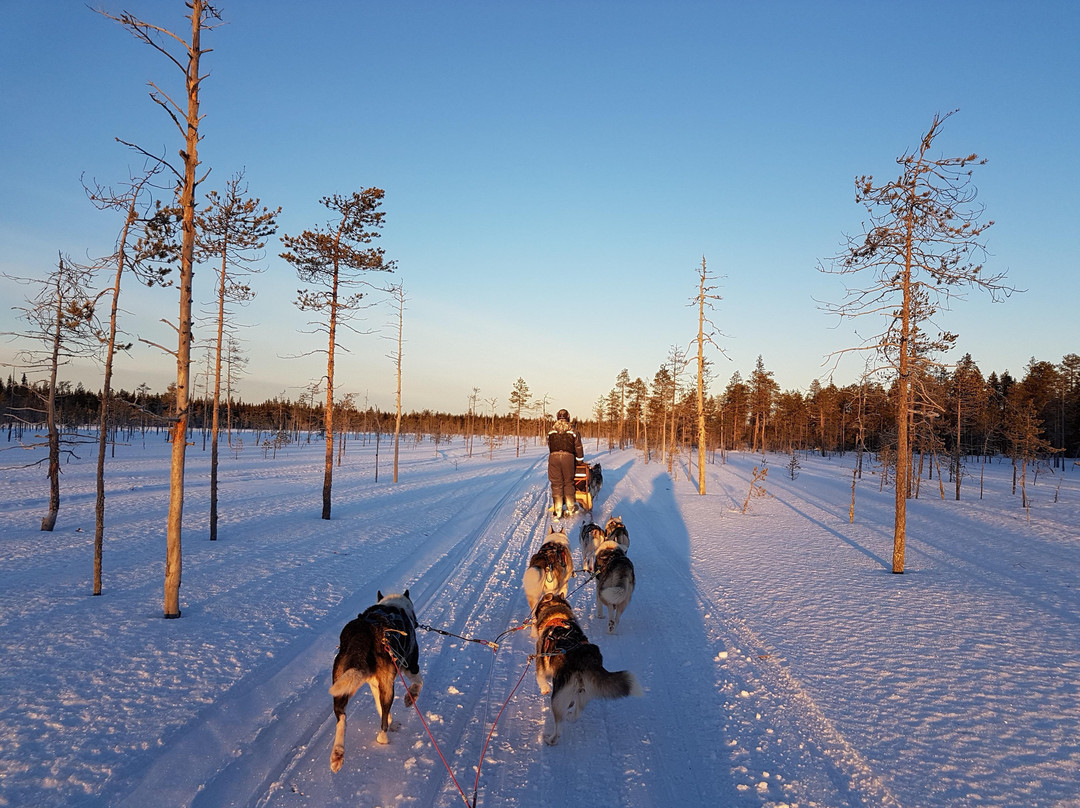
xmin=403 ymin=589 xmax=410 ymax=599
xmin=377 ymin=590 xmax=384 ymax=601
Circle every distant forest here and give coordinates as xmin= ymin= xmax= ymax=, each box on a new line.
xmin=4 ymin=350 xmax=1077 ymax=464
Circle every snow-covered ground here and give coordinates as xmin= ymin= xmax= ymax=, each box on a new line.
xmin=2 ymin=433 xmax=1079 ymax=807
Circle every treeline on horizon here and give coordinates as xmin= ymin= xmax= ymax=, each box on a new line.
xmin=5 ymin=349 xmax=1078 ymax=462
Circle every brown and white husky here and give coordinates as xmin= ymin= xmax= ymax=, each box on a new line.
xmin=532 ymin=593 xmax=642 ymax=745
xmin=522 ymin=526 xmax=574 ymax=612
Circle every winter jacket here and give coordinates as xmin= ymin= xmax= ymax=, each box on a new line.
xmin=547 ymin=420 xmax=584 ymax=459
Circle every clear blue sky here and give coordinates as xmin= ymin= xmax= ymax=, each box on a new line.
xmin=2 ymin=1 xmax=1077 ymax=419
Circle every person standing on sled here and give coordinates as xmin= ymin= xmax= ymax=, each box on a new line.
xmin=547 ymin=409 xmax=584 ymax=518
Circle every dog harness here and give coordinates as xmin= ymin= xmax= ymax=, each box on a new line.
xmin=537 ymin=613 xmax=587 ymax=657
xmin=534 ymin=542 xmax=572 ymax=584
xmin=363 ymin=605 xmax=417 ymax=671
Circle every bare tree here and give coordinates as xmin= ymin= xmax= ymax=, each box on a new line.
xmin=4 ymin=255 xmax=98 ymax=532
xmin=99 ymin=0 xmax=222 ymax=617
xmin=664 ymin=345 xmax=688 ymax=473
xmin=385 ymin=283 xmax=406 ymax=482
xmin=223 ymin=334 xmax=248 ymax=444
xmin=628 ymin=376 xmax=649 ymax=456
xmin=615 ymin=368 xmax=631 ymax=449
xmin=280 ymin=189 xmax=394 ymax=519
xmin=820 ymin=111 xmax=1012 ymax=573
xmin=485 ymin=397 xmax=498 ymax=460
xmin=689 ymin=257 xmax=725 ymax=493
xmin=1005 ymin=397 xmax=1055 ymax=515
xmin=466 ymin=387 xmax=480 ymax=459
xmin=197 ymin=171 xmax=279 ymax=539
xmin=592 ymin=395 xmax=606 ymax=451
xmin=509 ymin=377 xmax=530 ymax=458
xmin=83 ymin=164 xmax=172 ymax=593
xmin=741 ymin=465 xmax=769 ymax=514
xmin=533 ymin=392 xmax=552 ymax=441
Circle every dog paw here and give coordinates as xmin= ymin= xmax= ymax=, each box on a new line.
xmin=543 ymin=732 xmax=560 ymax=746
xmin=330 ymin=747 xmax=344 ymax=772
xmin=608 ymin=620 xmax=616 ymax=633
xmin=405 ymin=683 xmax=422 ymax=706
xmin=376 ymin=730 xmax=390 ymax=744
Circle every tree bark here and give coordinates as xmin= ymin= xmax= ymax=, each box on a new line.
xmin=40 ymin=258 xmax=63 ymax=533
xmin=164 ymin=0 xmax=211 ymax=617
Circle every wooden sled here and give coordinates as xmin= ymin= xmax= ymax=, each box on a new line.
xmin=574 ymin=461 xmax=594 ymax=513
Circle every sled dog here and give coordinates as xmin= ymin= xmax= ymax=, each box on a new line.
xmin=604 ymin=516 xmax=629 ymax=550
xmin=593 ymin=540 xmax=635 ymax=633
xmin=523 ymin=526 xmax=574 ymax=612
xmin=533 ymin=593 xmax=642 ymax=745
xmin=329 ymin=591 xmax=423 ymax=772
xmin=578 ymin=522 xmax=606 ymax=573
xmin=588 ymin=463 xmax=603 ymax=497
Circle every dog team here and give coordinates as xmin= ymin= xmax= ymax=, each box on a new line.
xmin=328 ymin=513 xmax=641 ymax=770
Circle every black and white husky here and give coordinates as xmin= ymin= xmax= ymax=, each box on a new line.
xmin=522 ymin=526 xmax=574 ymax=612
xmin=533 ymin=593 xmax=642 ymax=745
xmin=578 ymin=522 xmax=606 ymax=573
xmin=329 ymin=591 xmax=423 ymax=772
xmin=604 ymin=516 xmax=629 ymax=550
xmin=593 ymin=540 xmax=635 ymax=633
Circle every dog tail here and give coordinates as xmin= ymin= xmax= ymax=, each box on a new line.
xmin=329 ymin=667 xmax=367 ymax=697
xmin=549 ymin=668 xmax=641 ymax=731
xmin=522 ymin=565 xmax=543 ymax=610
xmin=590 ymin=669 xmax=642 ymax=701
xmin=600 ymin=582 xmax=632 ymax=606
xmin=576 ymin=668 xmax=642 ymax=703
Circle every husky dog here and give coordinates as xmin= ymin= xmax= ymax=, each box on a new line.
xmin=604 ymin=516 xmax=629 ymax=550
xmin=578 ymin=522 xmax=606 ymax=573
xmin=523 ymin=526 xmax=574 ymax=612
xmin=329 ymin=591 xmax=423 ymax=772
xmin=533 ymin=593 xmax=642 ymax=745
xmin=593 ymin=541 xmax=635 ymax=633
xmin=588 ymin=463 xmax=603 ymax=497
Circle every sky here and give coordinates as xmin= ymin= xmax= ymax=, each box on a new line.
xmin=2 ymin=1 xmax=1078 ymax=418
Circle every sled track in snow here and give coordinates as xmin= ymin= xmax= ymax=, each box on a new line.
xmin=106 ymin=455 xmax=551 ymax=808
xmin=254 ymin=454 xmax=554 ymax=807
xmin=615 ymin=463 xmax=904 ymax=808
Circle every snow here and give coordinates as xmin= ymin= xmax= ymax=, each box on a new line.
xmin=2 ymin=434 xmax=1079 ymax=807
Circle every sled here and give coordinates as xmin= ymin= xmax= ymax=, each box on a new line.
xmin=574 ymin=461 xmax=594 ymax=513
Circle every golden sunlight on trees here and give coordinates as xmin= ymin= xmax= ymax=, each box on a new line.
xmin=690 ymin=257 xmax=725 ymax=495
xmin=509 ymin=377 xmax=530 ymax=458
xmin=820 ymin=111 xmax=1014 ymax=573
xmin=4 ymin=255 xmax=98 ymax=532
xmin=83 ymin=164 xmax=172 ymax=594
xmin=386 ymin=284 xmax=407 ymax=483
xmin=197 ymin=172 xmax=279 ymax=540
xmin=99 ymin=0 xmax=222 ymax=617
xmin=280 ymin=189 xmax=394 ymax=519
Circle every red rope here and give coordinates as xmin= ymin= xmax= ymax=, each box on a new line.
xmin=385 ymin=640 xmax=473 ymax=807
xmin=471 ymin=656 xmax=535 ymax=804
xmin=383 ymin=630 xmax=538 ymax=808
